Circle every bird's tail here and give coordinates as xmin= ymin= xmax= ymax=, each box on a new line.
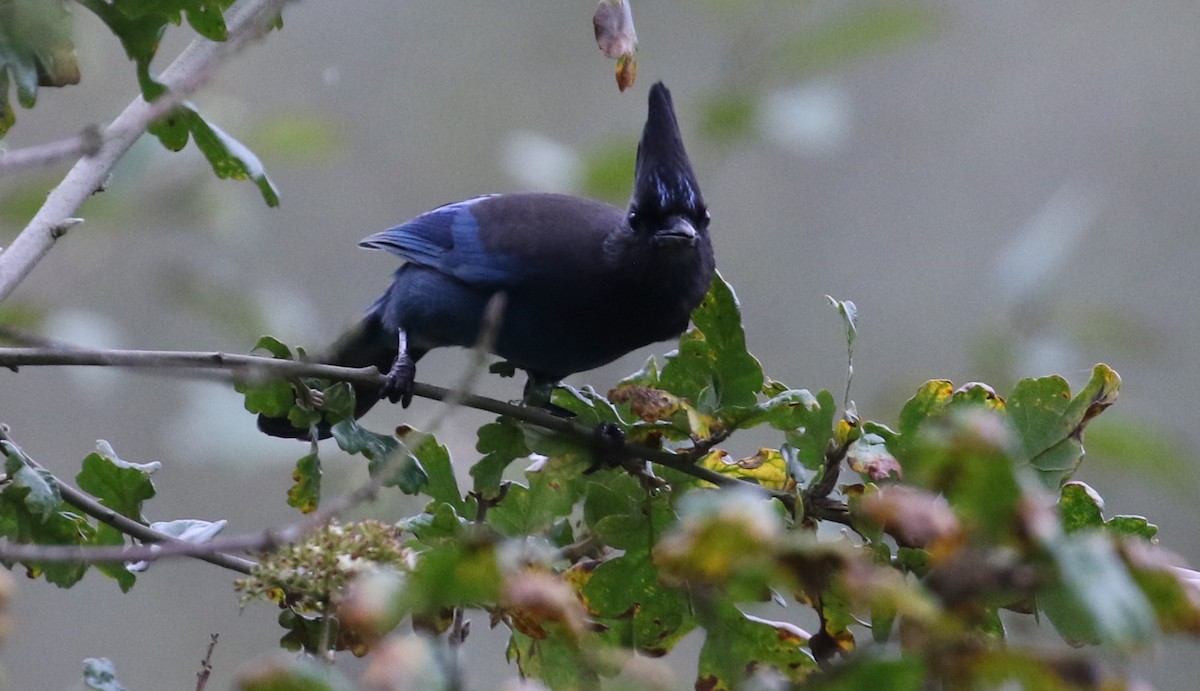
xmin=256 ymin=316 xmax=397 ymax=440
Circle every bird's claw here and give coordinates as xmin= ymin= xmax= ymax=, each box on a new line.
xmin=382 ymin=353 xmax=417 ymax=407
xmin=585 ymin=421 xmax=627 ymax=473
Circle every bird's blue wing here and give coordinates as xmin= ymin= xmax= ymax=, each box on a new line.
xmin=360 ymin=193 xmax=623 ymax=288
xmin=359 ymin=195 xmax=495 ymax=270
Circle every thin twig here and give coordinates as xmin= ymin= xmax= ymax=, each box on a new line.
xmin=0 ymin=345 xmax=796 ymax=505
xmin=0 ymin=428 xmax=256 ymax=572
xmin=801 ymin=438 xmax=854 ymax=528
xmin=195 ymin=634 xmax=218 ymax=691
xmin=0 ymin=126 xmax=103 ymax=177
xmin=0 ymin=0 xmax=291 ymax=304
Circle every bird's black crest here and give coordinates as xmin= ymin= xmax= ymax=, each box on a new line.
xmin=632 ymin=82 xmax=705 ymax=218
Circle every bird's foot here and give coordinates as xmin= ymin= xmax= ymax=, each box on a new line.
xmin=585 ymin=421 xmax=627 ymax=473
xmin=382 ymin=353 xmax=417 ymax=407
xmin=522 ymin=376 xmax=575 ymax=417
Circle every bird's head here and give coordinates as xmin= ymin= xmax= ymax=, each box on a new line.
xmin=628 ymin=82 xmax=709 ymax=248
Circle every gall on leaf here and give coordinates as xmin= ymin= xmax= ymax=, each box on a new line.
xmin=593 ymin=0 xmax=638 ymax=91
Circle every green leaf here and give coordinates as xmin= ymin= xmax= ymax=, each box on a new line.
xmin=319 ymin=381 xmax=356 ymax=422
xmin=1008 ymin=364 xmax=1120 ymax=489
xmin=507 ymin=629 xmax=603 ymax=691
xmin=584 ymin=551 xmax=695 ymax=656
xmin=0 ymin=500 xmax=92 ymax=587
xmin=902 ymin=410 xmax=1022 ymax=543
xmin=727 ymin=388 xmax=821 ymax=430
xmin=804 ymin=657 xmax=924 ymax=691
xmin=1039 ymin=532 xmax=1156 ymax=647
xmin=400 ymin=542 xmax=502 ymax=613
xmin=783 ymin=389 xmax=838 ymax=471
xmin=331 ymin=419 xmax=397 ymax=459
xmin=332 ymin=421 xmax=428 ymax=494
xmin=287 ymin=450 xmax=321 ymax=513
xmin=180 ymin=1 xmax=229 ymax=41
xmin=470 ymin=418 xmax=530 ymax=498
xmin=90 ymin=523 xmax=136 ymax=592
xmin=489 ymin=456 xmax=584 ymax=537
xmin=580 ymin=475 xmax=695 ymax=654
xmin=1106 ymin=515 xmax=1158 ymax=540
xmin=415 ymin=435 xmax=465 ymax=514
xmin=659 ymin=272 xmax=763 ymax=411
xmin=77 ymin=0 xmax=241 ymax=101
xmin=238 ymin=337 xmax=313 ymax=423
xmin=585 ymin=473 xmax=674 ymax=552
xmin=617 ymin=353 xmax=660 ymax=389
xmin=399 ymin=501 xmax=464 ymax=544
xmin=1058 ymin=481 xmax=1104 ymax=534
xmin=0 ymin=0 xmax=79 ymax=138
xmin=236 ymin=378 xmax=296 ymax=417
xmin=696 ymin=601 xmax=816 ymax=690
xmin=1123 ymin=546 xmax=1200 ymax=635
xmin=148 ymin=103 xmax=280 ymax=206
xmin=1 ymin=440 xmax=61 ymax=521
xmin=250 ymin=335 xmax=296 ymax=360
xmin=75 ymin=441 xmax=159 ymax=522
xmin=0 ymin=445 xmax=101 ymax=587
xmin=1059 ymin=482 xmax=1158 ymax=540
xmin=897 ymin=380 xmax=954 ymax=438
xmin=82 ymin=657 xmax=129 ymax=691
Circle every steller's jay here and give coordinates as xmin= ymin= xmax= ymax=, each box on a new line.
xmin=259 ymin=82 xmax=714 ymax=439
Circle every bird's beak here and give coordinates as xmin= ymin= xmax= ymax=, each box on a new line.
xmin=653 ymin=216 xmax=698 ymax=246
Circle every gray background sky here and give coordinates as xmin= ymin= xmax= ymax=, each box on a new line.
xmin=3 ymin=1 xmax=1200 ymax=688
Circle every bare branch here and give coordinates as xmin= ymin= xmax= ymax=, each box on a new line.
xmin=0 ymin=0 xmax=292 ymax=304
xmin=0 ymin=345 xmax=797 ymax=506
xmin=0 ymin=126 xmax=102 ymax=177
xmin=195 ymin=634 xmax=219 ymax=691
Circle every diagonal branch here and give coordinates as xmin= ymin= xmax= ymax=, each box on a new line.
xmin=0 ymin=427 xmax=256 ymax=573
xmin=0 ymin=0 xmax=291 ymax=304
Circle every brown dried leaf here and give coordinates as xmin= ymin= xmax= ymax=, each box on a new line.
xmin=593 ymin=0 xmax=638 ymax=91
xmin=608 ymin=384 xmax=679 ymax=421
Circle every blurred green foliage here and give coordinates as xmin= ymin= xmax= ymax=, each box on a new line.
xmin=221 ymin=274 xmax=1198 ymax=689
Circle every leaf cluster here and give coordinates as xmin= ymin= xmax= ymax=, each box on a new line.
xmin=0 ymin=439 xmax=223 ymax=591
xmin=227 ymin=274 xmax=1200 ymax=690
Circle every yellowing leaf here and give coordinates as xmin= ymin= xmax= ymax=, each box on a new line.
xmin=697 ymin=448 xmax=793 ymax=491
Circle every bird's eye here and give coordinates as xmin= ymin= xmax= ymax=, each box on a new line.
xmin=699 ymin=210 xmax=711 ymax=228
